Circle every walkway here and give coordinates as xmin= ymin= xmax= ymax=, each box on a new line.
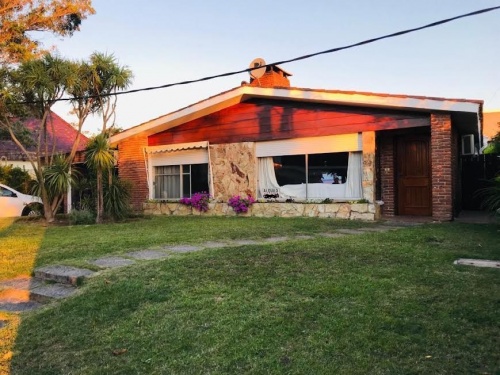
xmin=0 ymin=224 xmax=405 ymax=313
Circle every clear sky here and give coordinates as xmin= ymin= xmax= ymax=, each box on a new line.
xmin=47 ymin=0 xmax=500 ymax=134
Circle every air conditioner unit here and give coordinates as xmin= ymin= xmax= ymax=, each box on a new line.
xmin=461 ymin=134 xmax=475 ymax=155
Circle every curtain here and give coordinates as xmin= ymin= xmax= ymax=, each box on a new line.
xmin=345 ymin=152 xmax=363 ymax=198
xmin=258 ymin=157 xmax=282 ymax=197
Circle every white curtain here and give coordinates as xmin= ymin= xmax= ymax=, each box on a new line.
xmin=258 ymin=157 xmax=282 ymax=197
xmin=345 ymin=152 xmax=363 ymax=198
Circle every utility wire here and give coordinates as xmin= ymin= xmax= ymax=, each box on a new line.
xmin=27 ymin=5 xmax=500 ymax=103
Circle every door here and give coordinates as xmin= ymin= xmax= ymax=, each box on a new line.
xmin=396 ymin=135 xmax=431 ymax=216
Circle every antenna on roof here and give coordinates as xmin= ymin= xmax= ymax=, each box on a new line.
xmin=249 ymin=58 xmax=266 ymax=79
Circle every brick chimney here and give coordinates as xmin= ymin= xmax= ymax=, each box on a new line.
xmin=249 ymin=65 xmax=292 ymax=88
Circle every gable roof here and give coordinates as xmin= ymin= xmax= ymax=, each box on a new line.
xmin=110 ymin=85 xmax=483 ymax=146
xmin=0 ymin=112 xmax=89 ymax=160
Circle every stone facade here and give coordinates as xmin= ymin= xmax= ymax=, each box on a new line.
xmin=362 ymin=131 xmax=376 ymax=203
xmin=209 ymin=142 xmax=257 ymax=201
xmin=143 ymin=201 xmax=381 ymax=220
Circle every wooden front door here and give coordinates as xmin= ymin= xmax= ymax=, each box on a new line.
xmin=396 ymin=135 xmax=432 ymax=216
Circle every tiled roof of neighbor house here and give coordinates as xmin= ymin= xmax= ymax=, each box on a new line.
xmin=110 ymin=84 xmax=484 ymax=145
xmin=0 ymin=112 xmax=88 ymax=160
xmin=483 ymin=111 xmax=500 ymax=139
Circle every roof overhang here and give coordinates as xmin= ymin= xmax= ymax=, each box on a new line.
xmin=110 ymin=86 xmax=483 ymax=146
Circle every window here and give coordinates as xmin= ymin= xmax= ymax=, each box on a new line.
xmin=154 ymin=163 xmax=208 ymax=199
xmin=258 ymin=151 xmax=362 ymax=200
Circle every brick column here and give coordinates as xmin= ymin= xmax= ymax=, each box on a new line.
xmin=362 ymin=131 xmax=376 ymax=202
xmin=117 ymin=134 xmax=149 ymax=211
xmin=431 ymin=113 xmax=453 ymax=221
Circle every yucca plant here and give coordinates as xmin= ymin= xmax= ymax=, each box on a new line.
xmin=476 ymin=175 xmax=500 ymax=216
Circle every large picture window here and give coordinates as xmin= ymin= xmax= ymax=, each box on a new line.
xmin=258 ymin=152 xmax=362 ymax=200
xmin=154 ymin=163 xmax=208 ymax=199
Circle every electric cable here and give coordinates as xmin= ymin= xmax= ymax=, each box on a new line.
xmin=17 ymin=5 xmax=500 ymax=104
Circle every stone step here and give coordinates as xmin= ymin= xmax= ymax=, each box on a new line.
xmin=28 ymin=283 xmax=78 ymax=303
xmin=33 ymin=265 xmax=95 ymax=286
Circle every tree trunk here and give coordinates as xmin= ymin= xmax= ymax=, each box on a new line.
xmin=96 ymin=169 xmax=103 ymax=224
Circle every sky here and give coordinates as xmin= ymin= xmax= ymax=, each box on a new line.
xmin=46 ymin=0 xmax=500 ymax=135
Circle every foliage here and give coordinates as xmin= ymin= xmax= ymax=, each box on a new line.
xmin=228 ymin=194 xmax=256 ymax=213
xmin=0 ymin=52 xmax=132 ymax=223
xmin=483 ymin=129 xmax=500 ymax=154
xmin=104 ymin=177 xmax=131 ymax=220
xmin=85 ymin=133 xmax=114 ymax=223
xmin=68 ymin=209 xmax=95 ymax=225
xmin=476 ymin=175 xmax=500 ymax=214
xmin=0 ymin=164 xmax=33 ymax=193
xmin=0 ymin=0 xmax=95 ymax=64
xmin=179 ymin=192 xmax=211 ymax=212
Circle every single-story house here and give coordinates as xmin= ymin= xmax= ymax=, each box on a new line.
xmin=110 ymin=65 xmax=483 ymax=221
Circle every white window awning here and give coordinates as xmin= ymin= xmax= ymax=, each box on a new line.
xmin=145 ymin=141 xmax=208 ymax=154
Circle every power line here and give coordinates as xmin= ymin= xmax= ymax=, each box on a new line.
xmin=25 ymin=5 xmax=500 ymax=103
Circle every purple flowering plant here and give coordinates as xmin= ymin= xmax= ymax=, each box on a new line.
xmin=179 ymin=191 xmax=211 ymax=212
xmin=227 ymin=195 xmax=256 ymax=214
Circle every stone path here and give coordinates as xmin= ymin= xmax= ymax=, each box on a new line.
xmin=0 ymin=223 xmax=412 ymax=314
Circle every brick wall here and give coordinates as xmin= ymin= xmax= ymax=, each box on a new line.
xmin=117 ymin=134 xmax=149 ymax=211
xmin=431 ymin=113 xmax=453 ymax=221
xmin=378 ymin=134 xmax=395 ymax=216
xmin=249 ymin=69 xmax=290 ymax=88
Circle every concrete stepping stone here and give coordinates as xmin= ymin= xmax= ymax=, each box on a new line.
xmin=454 ymin=259 xmax=500 ymax=269
xmin=164 ymin=245 xmax=203 ymax=253
xmin=232 ymin=239 xmax=260 ymax=246
xmin=126 ymin=250 xmax=170 ymax=260
xmin=319 ymin=233 xmax=346 ymax=238
xmin=34 ymin=265 xmax=95 ymax=286
xmin=336 ymin=229 xmax=367 ymax=235
xmin=0 ymin=301 xmax=42 ymax=312
xmin=201 ymin=241 xmax=229 ymax=248
xmin=264 ymin=237 xmax=289 ymax=243
xmin=0 ymin=276 xmax=43 ymax=290
xmin=355 ymin=227 xmax=393 ymax=232
xmin=294 ymin=235 xmax=314 ymax=240
xmin=29 ymin=284 xmax=77 ymax=303
xmin=89 ymin=256 xmax=135 ymax=269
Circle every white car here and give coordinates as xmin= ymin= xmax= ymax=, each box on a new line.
xmin=0 ymin=183 xmax=43 ymax=217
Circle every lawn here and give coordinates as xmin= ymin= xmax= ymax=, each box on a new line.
xmin=1 ymin=216 xmax=499 ymax=374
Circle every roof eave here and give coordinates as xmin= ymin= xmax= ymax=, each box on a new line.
xmin=110 ymin=86 xmax=483 ymax=146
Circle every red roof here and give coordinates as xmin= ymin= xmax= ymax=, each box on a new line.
xmin=0 ymin=112 xmax=88 ymax=160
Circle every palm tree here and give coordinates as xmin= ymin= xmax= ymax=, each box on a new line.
xmin=85 ymin=134 xmax=114 ymax=223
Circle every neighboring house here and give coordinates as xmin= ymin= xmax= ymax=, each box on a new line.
xmin=110 ymin=65 xmax=483 ymax=221
xmin=483 ymin=110 xmax=500 ymax=144
xmin=0 ymin=111 xmax=89 ymax=211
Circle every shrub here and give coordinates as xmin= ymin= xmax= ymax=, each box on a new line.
xmin=69 ymin=209 xmax=95 ymax=225
xmin=228 ymin=195 xmax=255 ymax=214
xmin=104 ymin=178 xmax=132 ymax=220
xmin=180 ymin=192 xmax=211 ymax=212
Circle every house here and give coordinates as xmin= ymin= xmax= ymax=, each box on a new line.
xmin=0 ymin=111 xmax=88 ymax=174
xmin=110 ymin=65 xmax=483 ymax=221
xmin=0 ymin=111 xmax=89 ymax=211
xmin=483 ymin=110 xmax=500 ymax=143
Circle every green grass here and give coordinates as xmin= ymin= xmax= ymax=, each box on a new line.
xmin=1 ymin=217 xmax=499 ymax=374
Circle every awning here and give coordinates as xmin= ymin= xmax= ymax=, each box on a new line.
xmin=145 ymin=141 xmax=208 ymax=154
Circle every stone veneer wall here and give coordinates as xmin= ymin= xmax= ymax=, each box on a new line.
xmin=143 ymin=201 xmax=380 ymax=220
xmin=362 ymin=132 xmax=376 ymax=209
xmin=209 ymin=142 xmax=257 ymax=201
